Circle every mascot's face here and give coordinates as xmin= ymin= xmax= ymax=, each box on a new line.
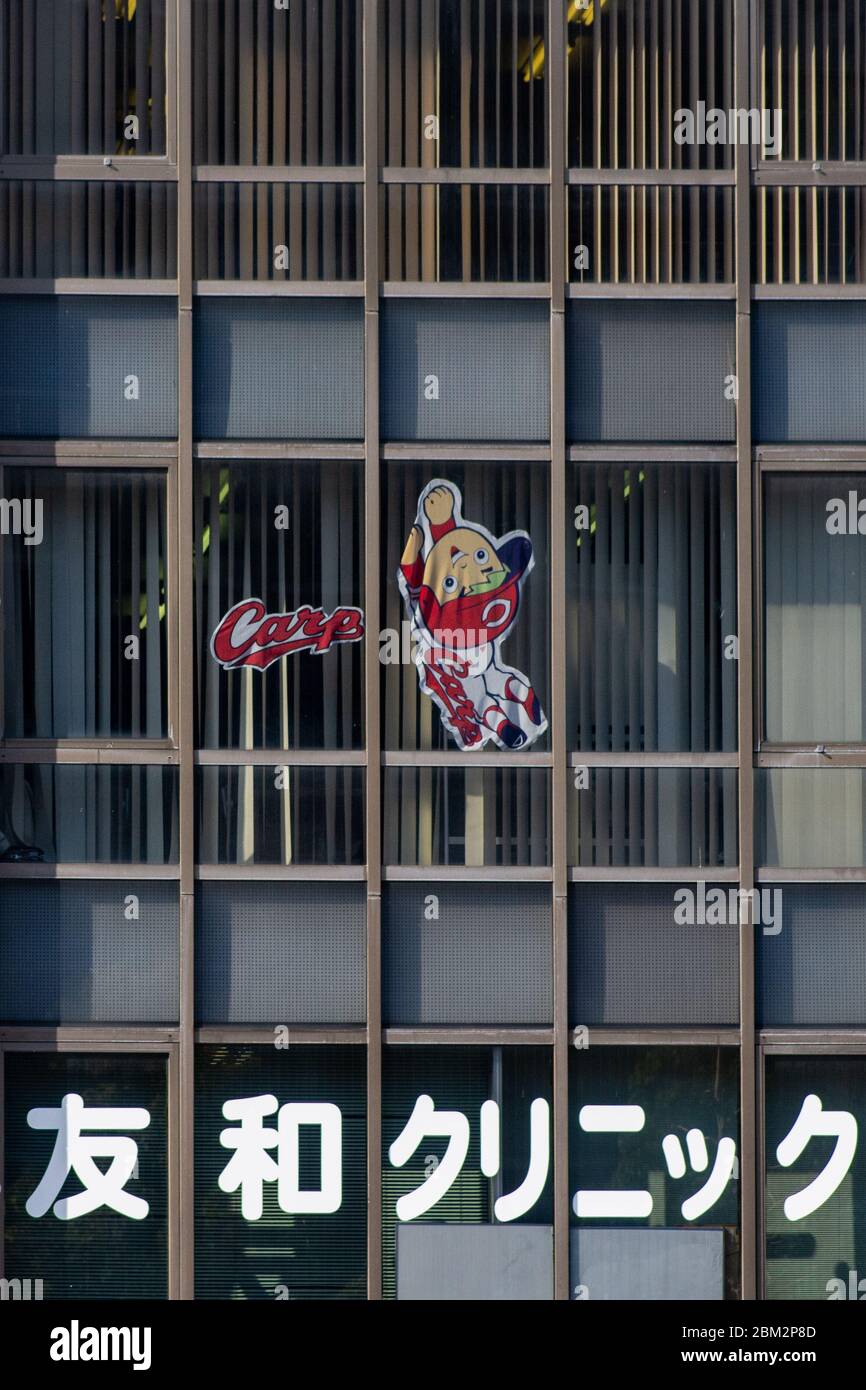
xmin=422 ymin=526 xmax=508 ymax=606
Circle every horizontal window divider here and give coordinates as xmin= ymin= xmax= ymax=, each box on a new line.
xmin=193 ymin=166 xmax=363 ymax=184
xmin=194 ymin=442 xmax=365 ymax=460
xmin=383 ymin=751 xmax=552 ymax=767
xmin=381 ymin=282 xmax=551 ymax=299
xmin=753 ymin=284 xmax=866 ymax=300
xmin=0 ymin=1027 xmax=179 ymax=1044
xmin=195 ymin=750 xmax=366 ymax=766
xmin=756 ymin=448 xmax=866 ymax=469
xmin=194 ymin=280 xmax=364 ymax=298
xmin=761 ymin=1033 xmax=866 ymax=1052
xmin=0 ymin=746 xmax=178 ymax=765
xmin=568 ymin=751 xmax=739 ymax=767
xmin=0 ymin=159 xmax=177 ymax=181
xmin=567 ymin=444 xmax=737 ymax=463
xmin=0 ymin=279 xmax=178 ymax=296
xmin=383 ymin=1027 xmax=554 ymax=1046
xmin=755 ymin=163 xmax=866 ymax=186
xmin=568 ymin=867 xmax=740 ymax=882
xmin=383 ymin=866 xmax=552 ymax=881
xmin=0 ymin=863 xmax=180 ymax=880
xmin=194 ymin=1027 xmax=367 ymax=1045
xmin=0 ymin=441 xmax=177 ymax=462
xmin=195 ymin=866 xmax=366 ymax=881
xmin=566 ymin=282 xmax=736 ymax=299
xmin=0 ymin=1039 xmax=176 ymax=1053
xmin=382 ymin=167 xmax=550 ymax=185
xmin=576 ymin=1028 xmax=741 ymax=1046
xmin=382 ymin=443 xmax=552 ymax=462
xmin=757 ymin=748 xmax=866 ymax=766
xmin=756 ymin=868 xmax=866 ymax=883
xmin=567 ymin=168 xmax=736 ymax=186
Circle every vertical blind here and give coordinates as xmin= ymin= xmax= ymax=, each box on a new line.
xmin=0 ymin=0 xmax=167 ymax=157
xmin=381 ymin=0 xmax=548 ymax=168
xmin=759 ymin=0 xmax=866 ymax=162
xmin=0 ymin=181 xmax=177 ymax=279
xmin=192 ymin=0 xmax=362 ymax=165
xmin=567 ymin=0 xmax=735 ymax=168
xmin=567 ymin=462 xmax=738 ymax=751
xmin=1 ymin=467 xmax=168 ymax=739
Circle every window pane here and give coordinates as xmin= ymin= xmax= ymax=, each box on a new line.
xmin=759 ymin=0 xmax=866 ymax=162
xmin=195 ymin=460 xmax=364 ymax=750
xmin=194 ymin=183 xmax=362 ymax=281
xmin=569 ymin=767 xmax=738 ymax=868
xmin=567 ymin=0 xmax=735 ymax=170
xmin=569 ymin=186 xmax=735 ymax=285
xmin=569 ymin=1047 xmax=740 ymax=1300
xmin=382 ymin=884 xmax=552 ymax=1026
xmin=383 ymin=767 xmax=550 ymax=866
xmin=765 ymin=1055 xmax=866 ymax=1300
xmin=4 ymin=1053 xmax=168 ymax=1299
xmin=567 ymin=463 xmax=737 ymax=752
xmin=0 ymin=0 xmax=167 ymax=157
xmin=753 ymin=187 xmax=866 ymax=285
xmin=196 ymin=766 xmax=364 ymax=866
xmin=382 ymin=184 xmax=550 ymax=282
xmin=196 ymin=882 xmax=366 ymax=1026
xmin=382 ymin=462 xmax=550 ymax=751
xmin=381 ymin=0 xmax=548 ymax=169
xmin=1 ymin=467 xmax=169 ymax=739
xmin=0 ymin=880 xmax=178 ymax=1025
xmin=0 ymin=182 xmax=177 ymax=280
xmin=195 ymin=1045 xmax=367 ymax=1299
xmin=192 ymin=0 xmax=362 ymax=166
xmin=0 ymin=764 xmax=177 ymax=864
xmin=383 ymin=1047 xmax=554 ymax=1299
xmin=760 ymin=770 xmax=866 ymax=868
xmin=763 ymin=473 xmax=866 ymax=743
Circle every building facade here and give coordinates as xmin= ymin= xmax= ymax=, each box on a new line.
xmin=1 ymin=0 xmax=866 ymax=1300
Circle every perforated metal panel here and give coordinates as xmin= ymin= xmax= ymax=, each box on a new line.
xmin=565 ymin=300 xmax=736 ymax=442
xmin=0 ymin=881 xmax=178 ymax=1024
xmin=0 ymin=296 xmax=177 ymax=437
xmin=380 ymin=299 xmax=550 ymax=441
xmin=194 ymin=298 xmax=364 ymax=439
xmin=568 ymin=884 xmax=739 ymax=1025
xmin=382 ymin=883 xmax=552 ymax=1025
xmin=196 ymin=881 xmax=366 ymax=1024
xmin=757 ymin=883 xmax=866 ymax=1026
xmin=753 ymin=302 xmax=866 ymax=442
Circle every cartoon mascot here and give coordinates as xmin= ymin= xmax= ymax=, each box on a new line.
xmin=397 ymin=479 xmax=547 ymax=750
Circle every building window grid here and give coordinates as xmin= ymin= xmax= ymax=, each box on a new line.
xmin=0 ymin=0 xmax=864 ymax=1301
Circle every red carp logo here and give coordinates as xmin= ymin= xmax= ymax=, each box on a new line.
xmin=210 ymin=598 xmax=365 ymax=672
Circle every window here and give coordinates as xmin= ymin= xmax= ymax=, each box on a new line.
xmin=195 ymin=459 xmax=364 ymax=750
xmin=763 ymin=473 xmax=866 ymax=743
xmin=1 ymin=466 xmax=169 ymax=740
xmin=195 ymin=1045 xmax=366 ymax=1300
xmin=4 ymin=1051 xmax=169 ymax=1299
xmin=570 ymin=1046 xmax=740 ymax=1300
xmin=566 ymin=462 xmax=737 ymax=752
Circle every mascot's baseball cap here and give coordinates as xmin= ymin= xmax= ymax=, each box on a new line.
xmin=416 ymin=534 xmax=532 ymax=650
